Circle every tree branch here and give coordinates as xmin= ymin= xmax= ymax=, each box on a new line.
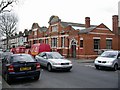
xmin=0 ymin=0 xmax=17 ymax=13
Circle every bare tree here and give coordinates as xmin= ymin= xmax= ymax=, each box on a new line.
xmin=0 ymin=13 xmax=18 ymax=49
xmin=0 ymin=0 xmax=17 ymax=14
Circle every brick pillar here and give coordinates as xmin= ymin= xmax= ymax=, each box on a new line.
xmin=112 ymin=15 xmax=118 ymax=35
xmin=85 ymin=17 xmax=90 ymax=28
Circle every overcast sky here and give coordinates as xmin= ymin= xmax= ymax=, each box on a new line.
xmin=13 ymin=0 xmax=120 ymax=32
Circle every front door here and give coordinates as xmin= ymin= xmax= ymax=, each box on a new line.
xmin=72 ymin=45 xmax=76 ymax=58
xmin=71 ymin=40 xmax=77 ymax=58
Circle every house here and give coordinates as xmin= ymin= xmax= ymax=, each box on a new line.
xmin=27 ymin=15 xmax=120 ymax=59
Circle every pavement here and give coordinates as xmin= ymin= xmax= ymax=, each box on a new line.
xmin=67 ymin=58 xmax=95 ymax=63
xmin=0 ymin=76 xmax=2 ymax=90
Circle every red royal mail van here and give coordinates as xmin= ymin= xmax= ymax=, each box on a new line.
xmin=30 ymin=43 xmax=51 ymax=57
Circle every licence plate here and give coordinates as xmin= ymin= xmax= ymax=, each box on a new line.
xmin=20 ymin=67 xmax=31 ymax=71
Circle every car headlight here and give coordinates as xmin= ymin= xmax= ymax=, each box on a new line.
xmin=106 ymin=61 xmax=113 ymax=63
xmin=69 ymin=62 xmax=72 ymax=64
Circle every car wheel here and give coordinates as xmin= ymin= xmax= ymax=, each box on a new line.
xmin=34 ymin=75 xmax=40 ymax=80
xmin=113 ymin=64 xmax=118 ymax=71
xmin=5 ymin=73 xmax=11 ymax=84
xmin=95 ymin=65 xmax=100 ymax=70
xmin=66 ymin=69 xmax=71 ymax=72
xmin=47 ymin=64 xmax=52 ymax=72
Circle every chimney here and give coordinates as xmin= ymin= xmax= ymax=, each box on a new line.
xmin=85 ymin=17 xmax=90 ymax=28
xmin=112 ymin=15 xmax=118 ymax=35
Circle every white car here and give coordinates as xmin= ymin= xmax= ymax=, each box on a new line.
xmin=35 ymin=52 xmax=72 ymax=72
xmin=94 ymin=50 xmax=120 ymax=71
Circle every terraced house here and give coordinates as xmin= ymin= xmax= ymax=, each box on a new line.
xmin=28 ymin=15 xmax=120 ymax=59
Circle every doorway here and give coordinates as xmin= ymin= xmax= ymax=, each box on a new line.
xmin=71 ymin=40 xmax=77 ymax=58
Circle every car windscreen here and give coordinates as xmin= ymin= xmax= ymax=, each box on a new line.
xmin=100 ymin=51 xmax=118 ymax=58
xmin=10 ymin=55 xmax=35 ymax=63
xmin=47 ymin=52 xmax=63 ymax=59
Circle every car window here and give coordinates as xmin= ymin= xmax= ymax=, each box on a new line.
xmin=100 ymin=51 xmax=118 ymax=58
xmin=39 ymin=52 xmax=46 ymax=57
xmin=10 ymin=54 xmax=35 ymax=63
xmin=0 ymin=52 xmax=3 ymax=59
xmin=118 ymin=52 xmax=120 ymax=58
xmin=47 ymin=52 xmax=63 ymax=59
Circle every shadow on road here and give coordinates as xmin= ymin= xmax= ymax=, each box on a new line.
xmin=7 ymin=78 xmax=40 ymax=85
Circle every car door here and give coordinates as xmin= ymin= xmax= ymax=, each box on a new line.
xmin=36 ymin=52 xmax=45 ymax=66
xmin=41 ymin=53 xmax=48 ymax=67
xmin=2 ymin=56 xmax=9 ymax=75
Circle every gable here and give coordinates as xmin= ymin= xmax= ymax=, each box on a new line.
xmin=32 ymin=23 xmax=40 ymax=29
xmin=48 ymin=15 xmax=61 ymax=25
xmin=90 ymin=23 xmax=114 ymax=34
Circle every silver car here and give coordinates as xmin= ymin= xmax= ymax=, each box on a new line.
xmin=94 ymin=50 xmax=120 ymax=71
xmin=35 ymin=52 xmax=72 ymax=72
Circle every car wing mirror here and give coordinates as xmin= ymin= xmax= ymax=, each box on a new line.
xmin=118 ymin=56 xmax=120 ymax=59
xmin=43 ymin=56 xmax=47 ymax=59
xmin=35 ymin=58 xmax=38 ymax=61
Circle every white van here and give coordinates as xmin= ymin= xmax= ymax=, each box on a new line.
xmin=94 ymin=50 xmax=120 ymax=71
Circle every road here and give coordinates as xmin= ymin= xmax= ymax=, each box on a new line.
xmin=2 ymin=60 xmax=119 ymax=89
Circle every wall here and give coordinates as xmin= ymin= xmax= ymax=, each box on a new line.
xmin=118 ymin=2 xmax=120 ymax=50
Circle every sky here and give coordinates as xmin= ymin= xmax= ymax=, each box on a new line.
xmin=13 ymin=0 xmax=120 ymax=32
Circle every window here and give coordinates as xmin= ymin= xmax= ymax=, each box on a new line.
xmin=52 ymin=25 xmax=58 ymax=32
xmin=94 ymin=39 xmax=100 ymax=51
xmin=33 ymin=40 xmax=37 ymax=44
xmin=106 ymin=39 xmax=112 ymax=49
xmin=51 ymin=38 xmax=57 ymax=47
xmin=39 ymin=39 xmax=43 ymax=43
xmin=34 ymin=31 xmax=37 ymax=36
xmin=45 ymin=39 xmax=49 ymax=44
xmin=80 ymin=40 xmax=83 ymax=47
xmin=61 ymin=37 xmax=65 ymax=47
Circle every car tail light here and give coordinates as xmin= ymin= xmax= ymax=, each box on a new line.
xmin=36 ymin=63 xmax=40 ymax=70
xmin=8 ymin=65 xmax=14 ymax=72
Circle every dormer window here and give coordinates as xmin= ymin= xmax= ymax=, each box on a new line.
xmin=51 ymin=25 xmax=58 ymax=32
xmin=34 ymin=31 xmax=37 ymax=36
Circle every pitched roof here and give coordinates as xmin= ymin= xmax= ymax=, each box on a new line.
xmin=61 ymin=21 xmax=85 ymax=28
xmin=61 ymin=21 xmax=97 ymax=30
xmin=78 ymin=23 xmax=112 ymax=34
xmin=78 ymin=27 xmax=96 ymax=34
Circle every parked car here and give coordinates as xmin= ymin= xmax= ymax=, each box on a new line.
xmin=0 ymin=51 xmax=4 ymax=62
xmin=0 ymin=49 xmax=3 ymax=52
xmin=2 ymin=54 xmax=41 ymax=84
xmin=94 ymin=50 xmax=120 ymax=71
xmin=2 ymin=51 xmax=13 ymax=63
xmin=35 ymin=52 xmax=72 ymax=72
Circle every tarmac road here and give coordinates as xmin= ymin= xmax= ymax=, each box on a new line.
xmin=2 ymin=59 xmax=118 ymax=89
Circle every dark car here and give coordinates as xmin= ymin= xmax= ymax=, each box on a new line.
xmin=2 ymin=54 xmax=41 ymax=84
xmin=2 ymin=51 xmax=13 ymax=62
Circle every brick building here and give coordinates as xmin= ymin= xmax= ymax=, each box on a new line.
xmin=28 ymin=15 xmax=120 ymax=59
